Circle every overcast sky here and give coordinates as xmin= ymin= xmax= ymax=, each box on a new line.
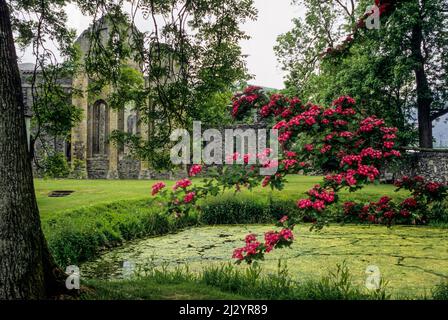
xmin=17 ymin=0 xmax=303 ymax=89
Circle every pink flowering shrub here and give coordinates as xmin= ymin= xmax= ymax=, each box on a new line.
xmin=151 ymin=86 xmax=447 ymax=265
xmin=151 ymin=182 xmax=166 ymax=196
xmin=232 ymin=215 xmax=295 ymax=264
xmin=151 ymin=166 xmax=221 ymax=217
xmin=343 ymin=176 xmax=447 ymax=226
xmin=189 ymin=164 xmax=203 ymax=177
xmin=230 ymin=86 xmax=268 ymax=120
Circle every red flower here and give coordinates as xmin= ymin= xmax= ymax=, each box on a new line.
xmin=262 ymin=176 xmax=271 ymax=187
xmin=334 ymin=119 xmax=348 ymax=127
xmin=345 ymin=173 xmax=357 ymax=186
xmin=280 ymin=228 xmax=294 ymax=240
xmin=297 ymin=199 xmax=313 ymax=209
xmin=383 ymin=141 xmax=395 ymax=149
xmin=245 ymin=241 xmax=261 ymax=255
xmin=151 ymin=182 xmax=166 ymax=196
xmin=304 ymin=144 xmax=314 ymax=152
xmin=332 ymin=96 xmax=356 ymax=107
xmin=279 ymin=215 xmax=288 ymax=223
xmin=401 ymin=197 xmax=417 ymax=208
xmin=273 ymin=120 xmax=288 ymax=130
xmin=426 ymin=182 xmax=441 ymax=193
xmin=232 ymin=248 xmax=245 ymax=260
xmin=264 ymin=231 xmax=281 ymax=252
xmin=400 ymin=209 xmax=411 ymax=218
xmin=244 ymin=86 xmax=262 ymax=94
xmin=279 ymin=131 xmax=293 ymax=144
xmin=282 ymin=159 xmax=298 ymax=170
xmin=285 ymin=150 xmax=297 ymax=158
xmin=173 ymin=178 xmax=192 ymax=190
xmin=320 ymin=144 xmax=332 ymax=154
xmin=380 ymin=127 xmax=398 ymax=134
xmin=360 ymin=147 xmax=382 ymax=159
xmin=281 ymin=109 xmax=292 ymax=118
xmin=339 ymin=131 xmax=354 ymax=138
xmin=189 ymin=164 xmax=202 ymax=177
xmin=384 ymin=211 xmax=395 ymax=219
xmin=183 ymin=192 xmax=196 ymax=204
xmin=312 ymin=200 xmax=326 ymax=211
xmin=260 ymin=105 xmax=271 ymax=117
xmin=245 ymin=234 xmax=257 ymax=244
xmin=378 ymin=196 xmax=392 ymax=205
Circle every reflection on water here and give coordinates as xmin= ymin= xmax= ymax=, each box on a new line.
xmin=79 ymin=224 xmax=448 ymax=297
xmin=81 ymin=225 xmax=263 ymax=279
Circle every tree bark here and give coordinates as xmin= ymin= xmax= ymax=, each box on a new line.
xmin=411 ymin=20 xmax=433 ymax=148
xmin=0 ymin=0 xmax=66 ymax=299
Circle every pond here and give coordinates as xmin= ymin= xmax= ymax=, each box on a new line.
xmin=81 ymin=224 xmax=448 ymax=297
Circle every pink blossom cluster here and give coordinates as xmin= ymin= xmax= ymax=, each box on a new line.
xmin=183 ymin=192 xmax=196 ymax=204
xmin=281 ymin=159 xmax=298 ymax=170
xmin=173 ymin=178 xmax=192 ymax=190
xmin=359 ymin=116 xmax=385 ymax=132
xmin=233 ymin=227 xmax=294 ymax=261
xmin=151 ymin=182 xmax=166 ymax=196
xmin=189 ymin=164 xmax=202 ymax=177
xmin=231 ymin=86 xmax=263 ymax=119
xmin=297 ymin=185 xmax=336 ymax=212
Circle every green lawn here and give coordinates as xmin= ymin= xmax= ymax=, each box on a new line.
xmin=35 ymin=175 xmax=405 ymax=216
xmin=82 ymin=279 xmax=247 ymax=300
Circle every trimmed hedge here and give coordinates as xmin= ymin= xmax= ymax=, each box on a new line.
xmin=199 ymin=194 xmax=298 ymax=224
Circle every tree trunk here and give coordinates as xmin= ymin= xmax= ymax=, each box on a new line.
xmin=411 ymin=21 xmax=433 ymax=148
xmin=0 ymin=0 xmax=66 ymax=299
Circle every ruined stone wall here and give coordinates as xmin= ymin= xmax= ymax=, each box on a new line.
xmin=389 ymin=152 xmax=448 ymax=183
xmin=86 ymin=156 xmax=110 ymax=179
xmin=118 ymin=158 xmax=141 ymax=179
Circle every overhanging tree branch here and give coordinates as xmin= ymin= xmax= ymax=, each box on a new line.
xmin=430 ymin=108 xmax=448 ymax=121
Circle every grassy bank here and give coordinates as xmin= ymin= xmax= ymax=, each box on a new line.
xmin=82 ymin=262 xmax=448 ymax=300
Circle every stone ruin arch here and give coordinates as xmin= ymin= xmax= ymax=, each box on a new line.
xmin=20 ymin=17 xmax=152 ymax=179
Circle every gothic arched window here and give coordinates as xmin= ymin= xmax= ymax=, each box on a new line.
xmin=90 ymin=100 xmax=109 ymax=156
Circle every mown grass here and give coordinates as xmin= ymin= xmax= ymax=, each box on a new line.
xmin=35 ymin=175 xmax=407 ymax=216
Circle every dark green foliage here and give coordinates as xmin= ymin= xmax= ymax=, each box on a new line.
xmin=78 ymin=1 xmax=256 ymax=170
xmin=42 ymin=152 xmax=70 ymax=178
xmin=275 ymin=0 xmax=448 ymax=147
xmin=428 ymin=201 xmax=448 ymax=224
xmin=199 ymin=195 xmax=298 ymax=225
xmin=201 ymin=261 xmax=387 ymax=300
xmin=432 ymin=282 xmax=448 ymax=300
